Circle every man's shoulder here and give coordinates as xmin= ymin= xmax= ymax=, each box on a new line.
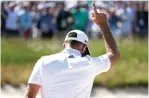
xmin=39 ymin=52 xmax=66 ymax=65
xmin=41 ymin=53 xmax=60 ymax=62
xmin=85 ymin=54 xmax=110 ymax=62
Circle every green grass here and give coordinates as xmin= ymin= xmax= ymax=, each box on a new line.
xmin=1 ymin=37 xmax=148 ymax=87
xmin=2 ymin=38 xmax=62 ymax=65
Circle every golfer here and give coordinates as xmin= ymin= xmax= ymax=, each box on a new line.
xmin=25 ymin=3 xmax=120 ymax=98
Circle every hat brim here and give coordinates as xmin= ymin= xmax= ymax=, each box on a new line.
xmin=82 ymin=47 xmax=90 ymax=57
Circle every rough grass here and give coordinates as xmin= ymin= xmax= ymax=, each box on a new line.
xmin=1 ymin=37 xmax=148 ymax=87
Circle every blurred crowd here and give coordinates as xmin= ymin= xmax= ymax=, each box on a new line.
xmin=1 ymin=1 xmax=148 ymax=39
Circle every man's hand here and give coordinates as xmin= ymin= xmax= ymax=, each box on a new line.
xmin=91 ymin=2 xmax=108 ymax=27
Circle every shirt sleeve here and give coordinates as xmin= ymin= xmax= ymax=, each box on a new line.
xmin=90 ymin=54 xmax=111 ymax=75
xmin=28 ymin=57 xmax=43 ymax=85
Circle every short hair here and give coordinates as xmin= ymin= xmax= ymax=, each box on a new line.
xmin=66 ymin=40 xmax=84 ymax=46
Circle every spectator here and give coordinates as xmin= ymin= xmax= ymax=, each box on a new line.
xmin=1 ymin=2 xmax=8 ymax=36
xmin=135 ymin=2 xmax=148 ymax=38
xmin=129 ymin=2 xmax=137 ymax=37
xmin=85 ymin=1 xmax=93 ymax=37
xmin=71 ymin=3 xmax=89 ymax=32
xmin=56 ymin=2 xmax=73 ymax=36
xmin=18 ymin=3 xmax=33 ymax=39
xmin=37 ymin=3 xmax=56 ymax=39
xmin=5 ymin=2 xmax=19 ymax=36
xmin=109 ymin=9 xmax=120 ymax=37
xmin=118 ymin=4 xmax=133 ymax=38
xmin=31 ymin=4 xmax=41 ymax=39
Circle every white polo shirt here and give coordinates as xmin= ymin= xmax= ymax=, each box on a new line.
xmin=28 ymin=48 xmax=111 ymax=98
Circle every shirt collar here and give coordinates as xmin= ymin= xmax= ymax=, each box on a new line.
xmin=61 ymin=48 xmax=81 ymax=56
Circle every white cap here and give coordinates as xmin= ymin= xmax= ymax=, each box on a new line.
xmin=65 ymin=30 xmax=89 ymax=45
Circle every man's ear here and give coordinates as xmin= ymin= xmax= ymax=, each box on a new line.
xmin=82 ymin=45 xmax=87 ymax=53
xmin=82 ymin=45 xmax=88 ymax=57
xmin=63 ymin=43 xmax=65 ymax=48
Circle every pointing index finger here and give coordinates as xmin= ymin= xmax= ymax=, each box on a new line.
xmin=93 ymin=2 xmax=98 ymax=14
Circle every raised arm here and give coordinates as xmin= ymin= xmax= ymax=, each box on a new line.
xmin=91 ymin=2 xmax=120 ymax=65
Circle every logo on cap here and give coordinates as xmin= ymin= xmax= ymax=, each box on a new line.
xmin=68 ymin=32 xmax=77 ymax=38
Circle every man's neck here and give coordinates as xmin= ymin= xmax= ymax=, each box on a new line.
xmin=65 ymin=46 xmax=81 ymax=53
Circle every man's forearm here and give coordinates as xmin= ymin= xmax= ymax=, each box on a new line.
xmin=99 ymin=23 xmax=119 ymax=54
xmin=24 ymin=84 xmax=40 ymax=98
